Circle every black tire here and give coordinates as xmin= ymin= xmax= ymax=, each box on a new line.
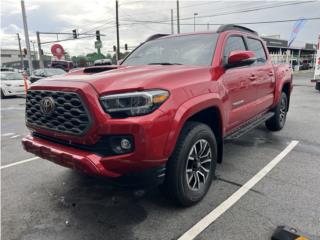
xmin=1 ymin=89 xmax=5 ymax=99
xmin=265 ymin=92 xmax=288 ymax=131
xmin=164 ymin=121 xmax=217 ymax=206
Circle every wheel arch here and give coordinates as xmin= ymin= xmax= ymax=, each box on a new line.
xmin=164 ymin=94 xmax=224 ymax=163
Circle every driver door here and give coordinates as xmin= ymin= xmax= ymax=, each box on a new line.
xmin=222 ymin=35 xmax=258 ymax=131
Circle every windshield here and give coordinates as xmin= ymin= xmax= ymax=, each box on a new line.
xmin=122 ymin=33 xmax=218 ymax=66
xmin=1 ymin=72 xmax=24 ymax=80
xmin=45 ymin=68 xmax=66 ymax=76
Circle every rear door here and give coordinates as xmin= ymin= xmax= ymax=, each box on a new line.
xmin=222 ymin=35 xmax=258 ymax=131
xmin=245 ymin=37 xmax=275 ymax=114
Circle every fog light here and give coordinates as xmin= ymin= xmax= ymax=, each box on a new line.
xmin=110 ymin=136 xmax=134 ymax=154
xmin=121 ymin=138 xmax=132 ymax=150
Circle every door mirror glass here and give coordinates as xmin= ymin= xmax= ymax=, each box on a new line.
xmin=226 ymin=50 xmax=256 ymax=68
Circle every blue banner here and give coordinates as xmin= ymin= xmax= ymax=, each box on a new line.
xmin=288 ymin=18 xmax=307 ymax=47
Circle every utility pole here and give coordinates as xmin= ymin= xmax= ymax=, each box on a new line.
xmin=171 ymin=9 xmax=174 ymax=34
xmin=176 ymin=0 xmax=180 ymax=34
xmin=17 ymin=33 xmax=24 ymax=70
xmin=193 ymin=13 xmax=198 ymax=32
xmin=21 ymin=0 xmax=33 ymax=73
xmin=36 ymin=32 xmax=44 ymax=68
xmin=115 ymin=0 xmax=120 ymax=61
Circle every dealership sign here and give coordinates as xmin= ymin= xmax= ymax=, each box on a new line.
xmin=51 ymin=44 xmax=65 ymax=60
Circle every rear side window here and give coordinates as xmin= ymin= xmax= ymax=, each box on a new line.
xmin=246 ymin=38 xmax=267 ymax=65
xmin=223 ymin=36 xmax=246 ymax=63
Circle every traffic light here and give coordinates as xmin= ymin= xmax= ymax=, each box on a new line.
xmin=124 ymin=43 xmax=128 ymax=51
xmin=96 ymin=30 xmax=100 ymax=41
xmin=23 ymin=48 xmax=27 ymax=56
xmin=113 ymin=45 xmax=116 ymax=52
xmin=72 ymin=29 xmax=77 ymax=39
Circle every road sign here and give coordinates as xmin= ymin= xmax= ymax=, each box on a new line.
xmin=51 ymin=44 xmax=64 ymax=60
xmin=95 ymin=41 xmax=102 ymax=49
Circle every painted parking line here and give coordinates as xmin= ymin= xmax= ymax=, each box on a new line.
xmin=1 ymin=133 xmax=15 ymax=137
xmin=10 ymin=135 xmax=20 ymax=139
xmin=0 ymin=157 xmax=40 ymax=170
xmin=178 ymin=140 xmax=299 ymax=240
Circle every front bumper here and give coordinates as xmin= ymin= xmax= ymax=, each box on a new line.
xmin=22 ymin=135 xmax=166 ymax=185
xmin=22 ymin=135 xmax=120 ymax=177
xmin=22 ymin=105 xmax=171 ymax=178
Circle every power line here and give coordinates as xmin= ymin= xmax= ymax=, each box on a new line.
xmin=175 ymin=1 xmax=318 ymax=22
xmin=119 ymin=17 xmax=320 ymax=27
xmin=120 ymin=1 xmax=317 ymax=25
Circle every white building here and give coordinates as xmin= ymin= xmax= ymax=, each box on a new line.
xmin=1 ymin=49 xmax=37 ymax=64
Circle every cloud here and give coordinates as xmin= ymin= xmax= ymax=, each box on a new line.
xmin=1 ymin=0 xmax=320 ymax=57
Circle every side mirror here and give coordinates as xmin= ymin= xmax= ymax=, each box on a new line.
xmin=226 ymin=50 xmax=256 ymax=69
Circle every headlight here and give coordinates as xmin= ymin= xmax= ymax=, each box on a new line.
xmin=100 ymin=90 xmax=169 ymax=117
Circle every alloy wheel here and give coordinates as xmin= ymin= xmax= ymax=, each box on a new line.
xmin=185 ymin=139 xmax=212 ymax=191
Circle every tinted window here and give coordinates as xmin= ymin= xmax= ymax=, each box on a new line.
xmin=223 ymin=36 xmax=246 ymax=63
xmin=122 ymin=33 xmax=218 ymax=66
xmin=247 ymin=38 xmax=267 ymax=64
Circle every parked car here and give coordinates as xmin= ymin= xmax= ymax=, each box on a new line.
xmin=94 ymin=59 xmax=112 ymax=66
xmin=22 ymin=25 xmax=292 ymax=206
xmin=29 ymin=68 xmax=66 ymax=83
xmin=50 ymin=60 xmax=73 ymax=72
xmin=1 ymin=67 xmax=15 ymax=72
xmin=1 ymin=72 xmax=29 ymax=98
xmin=300 ymin=60 xmax=311 ymax=70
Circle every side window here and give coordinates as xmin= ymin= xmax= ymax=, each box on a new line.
xmin=223 ymin=36 xmax=246 ymax=63
xmin=247 ymin=38 xmax=267 ymax=65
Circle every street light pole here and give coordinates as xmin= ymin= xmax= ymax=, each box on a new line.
xmin=171 ymin=9 xmax=174 ymax=34
xmin=176 ymin=0 xmax=180 ymax=34
xmin=193 ymin=13 xmax=198 ymax=32
xmin=115 ymin=0 xmax=120 ymax=62
xmin=21 ymin=0 xmax=33 ymax=73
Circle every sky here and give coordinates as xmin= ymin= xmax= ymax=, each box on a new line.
xmin=1 ymin=0 xmax=320 ymax=57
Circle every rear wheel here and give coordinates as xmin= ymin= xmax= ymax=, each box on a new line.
xmin=265 ymin=92 xmax=288 ymax=131
xmin=1 ymin=89 xmax=6 ymax=99
xmin=164 ymin=121 xmax=217 ymax=206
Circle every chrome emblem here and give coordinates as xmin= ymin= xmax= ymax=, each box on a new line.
xmin=40 ymin=97 xmax=55 ymax=116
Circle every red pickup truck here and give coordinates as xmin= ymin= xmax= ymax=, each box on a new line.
xmin=22 ymin=25 xmax=292 ymax=206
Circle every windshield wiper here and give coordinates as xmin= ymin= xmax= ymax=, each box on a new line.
xmin=148 ymin=62 xmax=182 ymax=65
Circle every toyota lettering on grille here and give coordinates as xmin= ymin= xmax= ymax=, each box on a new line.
xmin=39 ymin=96 xmax=56 ymax=116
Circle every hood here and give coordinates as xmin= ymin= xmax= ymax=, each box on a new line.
xmin=38 ymin=65 xmax=214 ymax=95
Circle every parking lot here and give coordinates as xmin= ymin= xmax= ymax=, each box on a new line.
xmin=1 ymin=71 xmax=319 ymax=240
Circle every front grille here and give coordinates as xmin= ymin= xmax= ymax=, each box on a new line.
xmin=26 ymin=90 xmax=91 ymax=135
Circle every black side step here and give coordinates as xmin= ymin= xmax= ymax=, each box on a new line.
xmin=224 ymin=112 xmax=274 ymax=141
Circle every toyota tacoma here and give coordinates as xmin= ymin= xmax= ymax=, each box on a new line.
xmin=22 ymin=25 xmax=292 ymax=206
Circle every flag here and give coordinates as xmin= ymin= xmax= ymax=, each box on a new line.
xmin=288 ymin=18 xmax=307 ymax=47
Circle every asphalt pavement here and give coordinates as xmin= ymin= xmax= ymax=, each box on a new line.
xmin=1 ymin=71 xmax=319 ymax=240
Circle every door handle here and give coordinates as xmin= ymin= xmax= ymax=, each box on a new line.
xmin=249 ymin=74 xmax=257 ymax=81
xmin=268 ymin=71 xmax=274 ymax=76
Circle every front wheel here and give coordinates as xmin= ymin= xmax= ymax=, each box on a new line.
xmin=265 ymin=92 xmax=288 ymax=131
xmin=164 ymin=121 xmax=217 ymax=206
